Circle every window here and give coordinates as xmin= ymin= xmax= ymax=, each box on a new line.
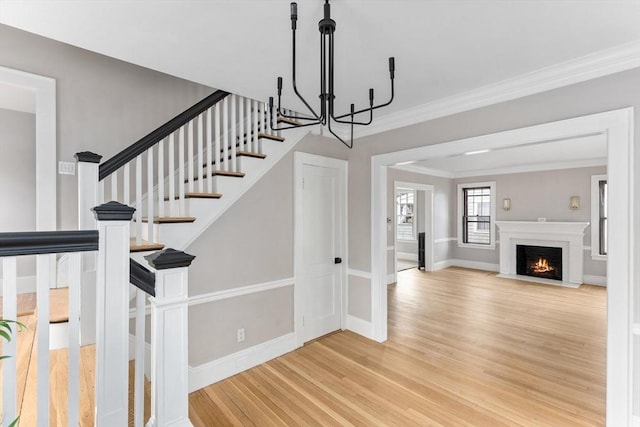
xmin=396 ymin=188 xmax=416 ymax=241
xmin=591 ymin=175 xmax=607 ymax=260
xmin=457 ymin=182 xmax=496 ymax=249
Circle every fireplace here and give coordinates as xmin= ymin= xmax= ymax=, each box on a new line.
xmin=516 ymin=245 xmax=562 ymax=281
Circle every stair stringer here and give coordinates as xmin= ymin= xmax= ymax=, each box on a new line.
xmin=134 ymin=126 xmax=310 ymax=256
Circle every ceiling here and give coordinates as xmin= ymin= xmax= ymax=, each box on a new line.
xmin=393 ymin=134 xmax=607 ymax=178
xmin=1 ymin=0 xmax=639 ymax=136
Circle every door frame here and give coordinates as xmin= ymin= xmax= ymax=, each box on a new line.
xmin=393 ymin=181 xmax=434 ymax=282
xmin=371 ymin=108 xmax=635 ymax=426
xmin=294 ymin=151 xmax=348 ymax=348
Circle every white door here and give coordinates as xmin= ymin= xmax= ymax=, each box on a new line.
xmin=295 ymin=153 xmax=345 ymax=343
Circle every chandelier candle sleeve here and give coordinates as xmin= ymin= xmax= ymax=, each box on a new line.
xmin=270 ymin=0 xmax=396 ymax=148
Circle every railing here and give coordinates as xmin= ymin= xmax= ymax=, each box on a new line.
xmin=0 ymin=203 xmax=195 ymax=426
xmin=0 ymin=230 xmax=98 ymax=426
xmin=92 ymin=91 xmax=277 ymax=247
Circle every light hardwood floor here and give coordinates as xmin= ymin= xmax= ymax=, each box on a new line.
xmin=189 ymin=267 xmax=606 ymax=426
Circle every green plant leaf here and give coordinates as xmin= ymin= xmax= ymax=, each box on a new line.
xmin=8 ymin=415 xmax=20 ymax=427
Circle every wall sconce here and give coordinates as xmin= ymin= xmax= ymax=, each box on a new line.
xmin=570 ymin=196 xmax=580 ymax=210
xmin=503 ymin=198 xmax=511 ymax=211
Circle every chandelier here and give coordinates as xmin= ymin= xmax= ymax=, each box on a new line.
xmin=269 ymin=0 xmax=396 ymax=148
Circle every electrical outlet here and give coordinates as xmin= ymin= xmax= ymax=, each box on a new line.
xmin=58 ymin=161 xmax=76 ymax=176
xmin=237 ymin=328 xmax=245 ymax=343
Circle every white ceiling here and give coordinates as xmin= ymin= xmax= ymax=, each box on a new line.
xmin=393 ymin=134 xmax=607 ymax=178
xmin=1 ymin=0 xmax=639 ymax=131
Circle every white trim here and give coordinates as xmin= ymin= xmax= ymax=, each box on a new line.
xmin=188 ymin=332 xmax=296 ymax=392
xmin=387 ymin=273 xmax=396 ymax=284
xmin=433 ymin=260 xmax=453 ymax=271
xmin=583 ymin=275 xmax=607 ymax=287
xmin=434 ymin=237 xmax=457 ymax=244
xmin=398 ymin=157 xmax=608 ymax=179
xmin=356 ymin=41 xmax=640 ymax=140
xmin=347 ymin=269 xmax=371 ymax=279
xmin=633 ymin=323 xmax=640 ymax=336
xmin=449 ymin=259 xmax=499 ymax=272
xmin=457 ymin=181 xmax=497 ymax=250
xmin=188 ymin=277 xmax=294 ymax=306
xmin=633 ymin=415 xmax=640 ymax=427
xmin=396 ymin=251 xmax=418 ymax=262
xmin=128 ymin=334 xmax=151 ymax=378
xmin=583 ymin=246 xmax=592 ymax=251
xmin=591 ymin=174 xmax=608 ymax=261
xmin=346 ymin=315 xmax=374 ymax=340
xmin=371 ymin=108 xmax=635 ymax=425
xmin=0 ymin=67 xmax=56 ymax=232
xmin=294 ymin=152 xmax=348 ymax=348
xmin=386 ymin=246 xmax=395 ymax=251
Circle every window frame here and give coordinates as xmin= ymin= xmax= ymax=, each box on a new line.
xmin=590 ymin=174 xmax=607 ymax=261
xmin=457 ymin=181 xmax=496 ymax=250
xmin=395 ymin=187 xmax=417 ymax=241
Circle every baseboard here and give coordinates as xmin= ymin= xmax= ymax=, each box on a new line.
xmin=434 ymin=259 xmax=499 ymax=272
xmin=0 ymin=275 xmax=37 ymax=296
xmin=433 ymin=260 xmax=453 ymax=271
xmin=347 ymin=269 xmax=371 ymax=279
xmin=397 ymin=251 xmax=418 ymax=262
xmin=582 ymin=274 xmax=607 ymax=286
xmin=188 ymin=332 xmax=296 ymax=393
xmin=387 ymin=273 xmax=396 ymax=284
xmin=346 ymin=315 xmax=374 ymax=340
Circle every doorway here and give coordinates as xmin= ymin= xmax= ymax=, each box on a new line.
xmin=294 ymin=152 xmax=347 ymax=346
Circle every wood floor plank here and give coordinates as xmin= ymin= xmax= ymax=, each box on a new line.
xmin=189 ymin=267 xmax=606 ymax=426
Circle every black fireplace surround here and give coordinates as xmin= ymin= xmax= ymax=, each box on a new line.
xmin=516 ymin=245 xmax=563 ymax=281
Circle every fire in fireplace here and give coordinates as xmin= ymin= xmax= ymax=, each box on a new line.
xmin=516 ymin=245 xmax=562 ymax=281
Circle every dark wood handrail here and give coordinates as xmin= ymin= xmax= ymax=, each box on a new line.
xmin=99 ymin=90 xmax=230 ymax=181
xmin=0 ymin=230 xmax=99 ymax=257
xmin=130 ymin=258 xmax=155 ymax=297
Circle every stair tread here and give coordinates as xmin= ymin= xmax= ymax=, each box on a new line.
xmin=201 ymin=151 xmax=266 ymax=168
xmin=140 ymin=216 xmax=196 ymax=224
xmin=277 ymin=116 xmax=303 ymax=126
xmin=187 ymin=170 xmax=245 ymax=182
xmin=130 ymin=238 xmax=165 ymax=252
xmin=164 ymin=192 xmax=222 ymax=201
xmin=258 ymin=132 xmax=285 ymax=142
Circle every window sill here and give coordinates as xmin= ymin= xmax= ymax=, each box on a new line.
xmin=457 ymin=242 xmax=496 ymax=251
xmin=397 ymin=238 xmax=417 ymax=243
xmin=591 ymin=254 xmax=607 ymax=262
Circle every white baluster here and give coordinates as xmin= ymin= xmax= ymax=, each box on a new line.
xmin=67 ymin=252 xmax=82 ymax=427
xmin=178 ymin=127 xmax=186 ymax=216
xmin=99 ymin=179 xmax=105 ymax=205
xmin=123 ymin=163 xmax=130 ymax=206
xmin=206 ymin=107 xmax=213 ymax=193
xmin=214 ymin=104 xmax=221 ymax=177
xmin=36 ymin=253 xmax=52 ymax=425
xmin=111 ymin=172 xmax=118 ymax=202
xmin=135 ymin=155 xmax=143 ymax=246
xmin=252 ymin=99 xmax=259 ymax=153
xmin=147 ymin=148 xmax=155 ymax=242
xmin=230 ymin=94 xmax=237 ymax=172
xmin=239 ymin=96 xmax=245 ymax=153
xmin=223 ymin=96 xmax=229 ymax=172
xmin=260 ymin=100 xmax=266 ymax=135
xmin=2 ymin=257 xmax=18 ymax=424
xmin=158 ymin=139 xmax=165 ymax=218
xmin=134 ymin=288 xmax=146 ymax=427
xmin=168 ymin=133 xmax=176 ymax=217
xmin=197 ymin=114 xmax=204 ymax=193
xmin=187 ymin=120 xmax=194 ymax=193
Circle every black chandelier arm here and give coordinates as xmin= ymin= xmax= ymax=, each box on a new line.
xmin=268 ymin=100 xmax=322 ymax=131
xmin=327 ymin=114 xmax=353 ymax=149
xmin=334 ymin=77 xmax=395 ymax=120
xmin=288 ymin=14 xmax=322 ymax=122
xmin=276 ymin=108 xmax=319 ymax=122
xmin=330 ymin=103 xmax=374 ymax=126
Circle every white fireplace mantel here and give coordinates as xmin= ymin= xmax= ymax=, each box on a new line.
xmin=495 ymin=221 xmax=589 ymax=286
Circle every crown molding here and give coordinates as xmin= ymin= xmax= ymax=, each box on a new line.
xmin=355 ymin=41 xmax=640 ymax=140
xmin=392 ymin=157 xmax=607 ymax=179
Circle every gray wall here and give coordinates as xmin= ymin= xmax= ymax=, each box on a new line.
xmin=0 ymin=108 xmax=36 ymax=277
xmin=347 ymin=68 xmax=640 ymax=310
xmin=452 ymin=166 xmax=607 ymax=278
xmin=0 ymin=24 xmax=213 ymax=230
xmin=186 ymin=133 xmax=348 ymax=363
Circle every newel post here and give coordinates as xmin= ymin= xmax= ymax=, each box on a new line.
xmin=144 ymin=248 xmax=196 ymax=427
xmin=92 ymin=201 xmax=135 ymax=427
xmin=76 ymin=151 xmax=102 ymax=345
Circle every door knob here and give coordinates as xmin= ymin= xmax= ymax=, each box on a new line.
xmin=334 ymin=257 xmax=342 ymax=264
